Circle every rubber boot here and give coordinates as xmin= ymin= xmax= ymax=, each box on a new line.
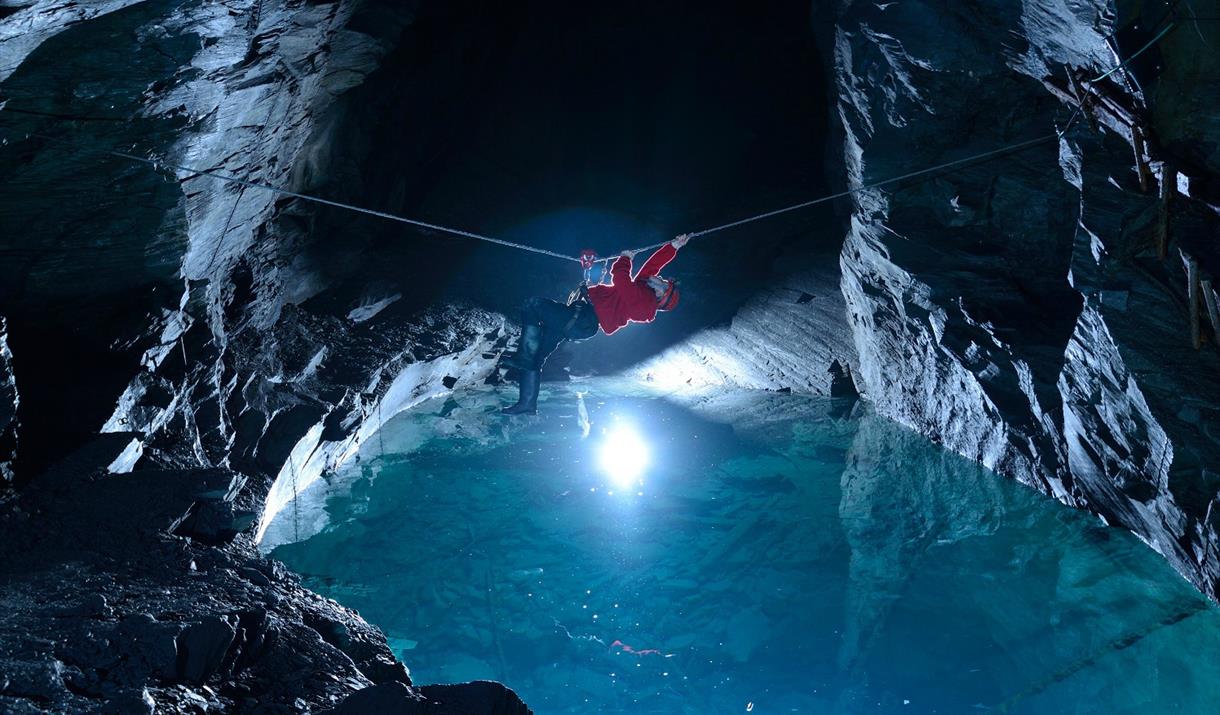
xmin=501 ymin=324 xmax=542 ymax=371
xmin=502 ymin=370 xmax=541 ymax=415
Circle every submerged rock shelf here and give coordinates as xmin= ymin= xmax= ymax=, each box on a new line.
xmin=270 ymin=380 xmax=1220 ymax=714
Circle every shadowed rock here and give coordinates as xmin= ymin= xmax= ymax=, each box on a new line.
xmin=0 ymin=316 xmax=15 ymax=484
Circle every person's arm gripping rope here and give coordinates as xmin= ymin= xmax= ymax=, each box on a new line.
xmin=633 ymin=235 xmax=686 ymax=280
xmin=609 ymin=251 xmax=634 ymax=285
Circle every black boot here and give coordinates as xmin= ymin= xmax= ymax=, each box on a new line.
xmin=501 ymin=324 xmax=542 ymax=371
xmin=502 ymin=370 xmax=541 ymax=415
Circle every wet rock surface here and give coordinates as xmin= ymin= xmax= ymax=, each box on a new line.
xmin=0 ymin=0 xmax=531 ymax=709
xmin=627 ymin=258 xmax=859 ymax=395
xmin=835 ymin=0 xmax=1220 ymax=598
xmin=0 ymin=448 xmax=408 ymax=712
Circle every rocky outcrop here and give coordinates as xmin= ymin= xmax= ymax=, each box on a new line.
xmin=0 ymin=0 xmax=146 ymax=83
xmin=251 ymin=305 xmax=506 ymax=543
xmin=628 ymin=260 xmax=859 ymax=396
xmin=0 ymin=316 xmax=15 ymax=484
xmin=0 ymin=433 xmax=529 ymax=713
xmin=0 ymin=299 xmax=526 ymax=712
xmin=0 ymin=1 xmax=530 ymax=710
xmin=835 ymin=0 xmax=1220 ymax=598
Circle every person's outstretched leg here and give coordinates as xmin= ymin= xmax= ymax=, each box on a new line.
xmin=502 ymin=298 xmax=575 ymax=371
xmin=501 ymin=322 xmax=542 ymax=370
xmin=530 ymin=298 xmax=577 ymax=369
xmin=501 ymin=298 xmax=578 ymax=415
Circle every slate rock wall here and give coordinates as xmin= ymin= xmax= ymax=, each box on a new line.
xmin=835 ymin=0 xmax=1220 ymax=597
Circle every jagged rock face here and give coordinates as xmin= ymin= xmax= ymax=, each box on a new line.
xmin=627 ymin=259 xmax=859 ymax=395
xmin=0 ymin=316 xmax=16 ymax=484
xmin=0 ymin=2 xmax=526 ymax=711
xmin=0 ymin=446 xmax=420 ymax=712
xmin=835 ymin=0 xmax=1220 ymax=597
xmin=1 ymin=1 xmax=832 ymax=710
xmin=0 ymin=0 xmax=410 ymax=476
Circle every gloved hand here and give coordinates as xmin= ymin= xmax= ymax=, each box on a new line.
xmin=671 ymin=233 xmax=691 ymax=249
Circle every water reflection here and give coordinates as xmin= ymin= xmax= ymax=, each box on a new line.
xmin=267 ymin=380 xmax=1220 ymax=714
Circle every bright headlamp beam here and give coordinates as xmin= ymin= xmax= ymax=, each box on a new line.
xmin=599 ymin=424 xmax=649 ymax=489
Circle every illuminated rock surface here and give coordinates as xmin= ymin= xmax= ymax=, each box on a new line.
xmin=834 ymin=0 xmax=1220 ymax=600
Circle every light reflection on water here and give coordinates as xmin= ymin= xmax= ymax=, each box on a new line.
xmin=268 ymin=380 xmax=1220 ymax=714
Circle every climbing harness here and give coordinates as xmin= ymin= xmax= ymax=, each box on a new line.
xmin=657 ymin=278 xmax=680 ymax=311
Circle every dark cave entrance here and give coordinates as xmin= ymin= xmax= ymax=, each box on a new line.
xmin=301 ymin=0 xmax=841 ymax=374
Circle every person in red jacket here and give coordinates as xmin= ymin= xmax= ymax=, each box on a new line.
xmin=501 ymin=234 xmax=689 ymax=414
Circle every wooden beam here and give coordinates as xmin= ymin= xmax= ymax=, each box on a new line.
xmin=1158 ymin=166 xmax=1176 ymax=260
xmin=1133 ymin=126 xmax=1153 ymax=193
xmin=1066 ymin=71 xmax=1099 ymax=133
xmin=1088 ymin=78 xmax=1146 ymax=129
xmin=1186 ymin=253 xmax=1202 ymax=349
xmin=1203 ymin=279 xmax=1220 ymax=345
xmin=1040 ymin=74 xmax=1131 ymax=136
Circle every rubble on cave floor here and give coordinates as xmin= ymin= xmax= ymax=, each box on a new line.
xmin=0 ymin=433 xmax=528 ymax=714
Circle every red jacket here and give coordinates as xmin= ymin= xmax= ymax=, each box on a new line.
xmin=588 ymin=243 xmax=677 ymax=335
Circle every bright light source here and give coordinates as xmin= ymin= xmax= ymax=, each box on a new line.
xmin=599 ymin=423 xmax=650 ymax=489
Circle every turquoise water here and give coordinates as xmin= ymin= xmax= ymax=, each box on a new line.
xmin=266 ymin=380 xmax=1220 ymax=714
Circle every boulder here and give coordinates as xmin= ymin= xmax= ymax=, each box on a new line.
xmin=176 ymin=615 xmax=237 ymax=684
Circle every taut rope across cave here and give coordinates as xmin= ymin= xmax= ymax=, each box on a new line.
xmin=0 ymin=4 xmax=1175 ymax=271
xmin=1 ymin=119 xmax=1080 ymax=269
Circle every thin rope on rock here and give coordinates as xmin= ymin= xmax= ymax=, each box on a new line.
xmin=620 ymin=129 xmax=1076 ymax=256
xmin=0 ymin=94 xmax=1100 ymax=268
xmin=1089 ymin=21 xmax=1177 ymax=84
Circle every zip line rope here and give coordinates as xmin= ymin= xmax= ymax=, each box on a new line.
xmin=1 ymin=122 xmax=1079 ymax=266
xmin=1089 ymin=20 xmax=1177 ymax=84
xmin=620 ymin=129 xmax=1073 ymax=257
xmin=624 ymin=7 xmax=1178 ymax=257
xmin=2 ymin=128 xmax=582 ymax=263
xmin=0 ymin=10 xmax=1151 ymax=272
